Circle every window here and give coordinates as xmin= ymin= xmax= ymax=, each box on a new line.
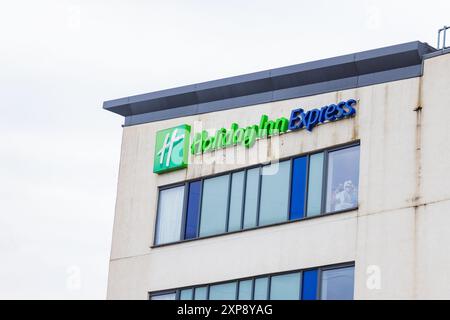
xmin=228 ymin=171 xmax=245 ymax=232
xmin=326 ymin=146 xmax=360 ymax=213
xmin=243 ymin=167 xmax=260 ymax=229
xmin=306 ymin=152 xmax=324 ymax=217
xmin=154 ymin=143 xmax=360 ymax=245
xmin=270 ymin=272 xmax=301 ymax=300
xmin=184 ymin=181 xmax=201 ymax=239
xmin=194 ymin=286 xmax=208 ymax=300
xmin=290 ymin=156 xmax=307 ymax=220
xmin=238 ymin=279 xmax=253 ymax=300
xmin=259 ymin=161 xmax=291 ymax=226
xmin=320 ymin=266 xmax=355 ymax=300
xmin=149 ymin=263 xmax=355 ymax=300
xmin=301 ymin=269 xmax=318 ymax=300
xmin=199 ymin=175 xmax=230 ymax=237
xmin=179 ymin=288 xmax=193 ymax=300
xmin=150 ymin=292 xmax=176 ymax=300
xmin=253 ymin=277 xmax=269 ymax=300
xmin=155 ymin=186 xmax=185 ymax=245
xmin=209 ymin=282 xmax=237 ymax=300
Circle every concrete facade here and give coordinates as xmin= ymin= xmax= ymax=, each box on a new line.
xmin=105 ymin=48 xmax=450 ymax=299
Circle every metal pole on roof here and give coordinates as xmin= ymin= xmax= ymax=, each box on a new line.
xmin=437 ymin=28 xmax=441 ymax=49
xmin=444 ymin=26 xmax=448 ymax=50
xmin=437 ymin=26 xmax=450 ymax=50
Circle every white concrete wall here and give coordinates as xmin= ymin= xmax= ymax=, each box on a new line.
xmin=415 ymin=52 xmax=450 ymax=299
xmin=107 ymin=52 xmax=450 ymax=300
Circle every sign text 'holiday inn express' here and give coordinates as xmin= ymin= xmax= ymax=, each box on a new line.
xmin=153 ymin=99 xmax=357 ymax=174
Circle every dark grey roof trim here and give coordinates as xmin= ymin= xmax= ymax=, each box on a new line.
xmin=423 ymin=47 xmax=450 ymax=60
xmin=103 ymin=41 xmax=436 ymax=126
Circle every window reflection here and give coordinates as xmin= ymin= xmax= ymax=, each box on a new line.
xmin=155 ymin=186 xmax=185 ymax=245
xmin=259 ymin=161 xmax=291 ymax=226
xmin=320 ymin=266 xmax=355 ymax=300
xmin=326 ymin=146 xmax=360 ymax=212
xmin=199 ymin=175 xmax=230 ymax=237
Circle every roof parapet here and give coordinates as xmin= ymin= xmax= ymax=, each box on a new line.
xmin=103 ymin=41 xmax=436 ymax=126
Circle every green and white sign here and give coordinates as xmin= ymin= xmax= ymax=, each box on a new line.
xmin=153 ymin=124 xmax=191 ymax=174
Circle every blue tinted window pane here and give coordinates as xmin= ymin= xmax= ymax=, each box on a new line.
xmin=179 ymin=288 xmax=193 ymax=300
xmin=238 ymin=280 xmax=253 ymax=300
xmin=155 ymin=186 xmax=185 ymax=245
xmin=253 ymin=277 xmax=269 ymax=300
xmin=326 ymin=146 xmax=360 ymax=213
xmin=302 ymin=269 xmax=318 ymax=300
xmin=270 ymin=272 xmax=301 ymax=300
xmin=306 ymin=153 xmax=324 ymax=217
xmin=243 ymin=168 xmax=260 ymax=229
xmin=209 ymin=282 xmax=237 ymax=300
xmin=290 ymin=156 xmax=307 ymax=220
xmin=321 ymin=266 xmax=354 ymax=300
xmin=151 ymin=292 xmax=176 ymax=300
xmin=199 ymin=175 xmax=230 ymax=237
xmin=228 ymin=171 xmax=245 ymax=232
xmin=194 ymin=286 xmax=208 ymax=300
xmin=259 ymin=161 xmax=291 ymax=226
xmin=184 ymin=181 xmax=201 ymax=239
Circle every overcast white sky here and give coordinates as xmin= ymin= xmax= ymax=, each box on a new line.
xmin=0 ymin=0 xmax=449 ymax=299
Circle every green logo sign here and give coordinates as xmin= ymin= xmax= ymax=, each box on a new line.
xmin=153 ymin=124 xmax=191 ymax=174
xmin=153 ymin=99 xmax=357 ymax=174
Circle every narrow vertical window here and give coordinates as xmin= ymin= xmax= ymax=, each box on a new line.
xmin=243 ymin=167 xmax=260 ymax=229
xmin=194 ymin=286 xmax=208 ymax=300
xmin=228 ymin=171 xmax=245 ymax=232
xmin=320 ymin=266 xmax=355 ymax=300
xmin=155 ymin=185 xmax=185 ymax=245
xmin=326 ymin=146 xmax=360 ymax=213
xmin=270 ymin=272 xmax=301 ymax=300
xmin=290 ymin=156 xmax=307 ymax=220
xmin=259 ymin=161 xmax=291 ymax=226
xmin=184 ymin=181 xmax=201 ymax=239
xmin=253 ymin=277 xmax=269 ymax=300
xmin=179 ymin=288 xmax=193 ymax=300
xmin=306 ymin=152 xmax=324 ymax=217
xmin=302 ymin=269 xmax=318 ymax=300
xmin=238 ymin=279 xmax=253 ymax=300
xmin=199 ymin=175 xmax=230 ymax=237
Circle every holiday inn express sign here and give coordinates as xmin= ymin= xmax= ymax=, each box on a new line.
xmin=153 ymin=99 xmax=357 ymax=174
